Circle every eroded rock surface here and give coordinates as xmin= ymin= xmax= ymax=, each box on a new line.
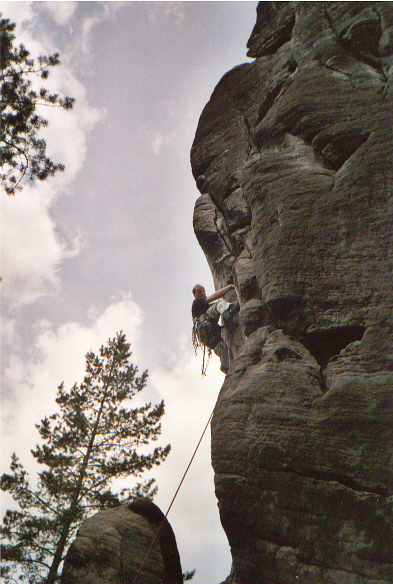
xmin=191 ymin=2 xmax=393 ymax=583
xmin=61 ymin=498 xmax=182 ymax=584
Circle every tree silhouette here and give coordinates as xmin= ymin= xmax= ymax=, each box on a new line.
xmin=1 ymin=333 xmax=170 ymax=584
xmin=1 ymin=17 xmax=75 ymax=194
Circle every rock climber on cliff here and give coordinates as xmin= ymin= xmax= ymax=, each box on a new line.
xmin=192 ymin=283 xmax=239 ymax=374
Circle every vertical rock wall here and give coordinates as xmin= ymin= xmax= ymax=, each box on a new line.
xmin=190 ymin=2 xmax=393 ymax=583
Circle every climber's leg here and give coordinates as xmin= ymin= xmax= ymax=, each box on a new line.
xmin=214 ymin=340 xmax=231 ymax=374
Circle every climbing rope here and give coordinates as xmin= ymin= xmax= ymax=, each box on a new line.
xmin=132 ymin=403 xmax=216 ymax=584
xmin=224 ymin=326 xmax=231 ymax=368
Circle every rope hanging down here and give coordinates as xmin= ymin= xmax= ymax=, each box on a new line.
xmin=132 ymin=404 xmax=216 ymax=584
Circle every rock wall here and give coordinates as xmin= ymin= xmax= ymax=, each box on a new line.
xmin=190 ymin=2 xmax=393 ymax=583
xmin=61 ymin=498 xmax=182 ymax=584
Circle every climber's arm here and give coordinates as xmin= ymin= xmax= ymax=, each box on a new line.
xmin=205 ymin=284 xmax=235 ymax=304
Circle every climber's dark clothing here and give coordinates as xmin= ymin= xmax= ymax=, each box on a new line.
xmin=192 ymin=297 xmax=208 ymax=319
xmin=193 ymin=300 xmax=222 ymax=350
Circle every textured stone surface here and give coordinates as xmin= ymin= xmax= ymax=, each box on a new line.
xmin=191 ymin=2 xmax=393 ymax=583
xmin=61 ymin=499 xmax=182 ymax=584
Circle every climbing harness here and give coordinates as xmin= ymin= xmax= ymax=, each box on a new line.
xmin=132 ymin=404 xmax=216 ymax=584
xmin=193 ymin=302 xmax=234 ymax=376
xmin=192 ymin=317 xmax=212 ymax=376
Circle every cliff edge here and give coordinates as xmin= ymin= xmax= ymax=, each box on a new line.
xmin=191 ymin=2 xmax=393 ymax=583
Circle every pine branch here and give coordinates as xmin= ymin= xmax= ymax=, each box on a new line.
xmin=12 ymin=485 xmax=62 ymax=517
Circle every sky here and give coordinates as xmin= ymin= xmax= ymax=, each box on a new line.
xmin=1 ymin=2 xmax=257 ymax=582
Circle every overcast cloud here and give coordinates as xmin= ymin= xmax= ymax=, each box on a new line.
xmin=1 ymin=2 xmax=257 ymax=582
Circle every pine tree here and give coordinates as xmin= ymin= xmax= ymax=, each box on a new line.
xmin=1 ymin=333 xmax=171 ymax=584
xmin=1 ymin=17 xmax=75 ymax=194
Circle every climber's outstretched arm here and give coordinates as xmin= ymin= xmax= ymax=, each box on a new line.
xmin=205 ymin=284 xmax=235 ymax=304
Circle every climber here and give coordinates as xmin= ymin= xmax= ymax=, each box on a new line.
xmin=192 ymin=283 xmax=239 ymax=374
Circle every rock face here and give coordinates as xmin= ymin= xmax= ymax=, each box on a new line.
xmin=191 ymin=2 xmax=393 ymax=583
xmin=61 ymin=498 xmax=182 ymax=584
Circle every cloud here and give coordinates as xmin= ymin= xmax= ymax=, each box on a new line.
xmin=38 ymin=67 xmax=106 ymax=180
xmin=0 ymin=316 xmax=18 ymax=347
xmin=1 ymin=184 xmax=81 ymax=307
xmin=42 ymin=1 xmax=77 ymax=25
xmin=0 ymin=2 xmax=35 ymax=26
xmin=78 ymin=2 xmax=127 ymax=54
xmin=1 ymin=293 xmax=143 ymax=473
xmin=152 ymin=131 xmax=164 ymax=155
xmin=1 ymin=7 xmax=104 ymax=307
xmin=147 ymin=2 xmax=186 ymax=26
xmin=140 ymin=123 xmax=173 ymax=156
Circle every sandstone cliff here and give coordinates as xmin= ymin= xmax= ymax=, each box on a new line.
xmin=191 ymin=2 xmax=393 ymax=583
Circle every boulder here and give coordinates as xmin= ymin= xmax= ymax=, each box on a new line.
xmin=61 ymin=498 xmax=182 ymax=584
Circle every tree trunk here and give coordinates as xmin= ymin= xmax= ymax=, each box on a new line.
xmin=44 ymin=359 xmax=115 ymax=584
xmin=45 ymin=514 xmax=74 ymax=584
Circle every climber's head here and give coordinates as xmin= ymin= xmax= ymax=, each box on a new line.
xmin=192 ymin=284 xmax=206 ymax=298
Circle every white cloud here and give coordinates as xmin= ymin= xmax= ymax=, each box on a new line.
xmin=0 ymin=2 xmax=35 ymax=26
xmin=142 ymin=123 xmax=174 ymax=156
xmin=1 ymin=9 xmax=105 ymax=307
xmin=152 ymin=130 xmax=165 ymax=155
xmin=78 ymin=2 xmax=127 ymax=54
xmin=1 ymin=316 xmax=18 ymax=348
xmin=1 ymin=184 xmax=81 ymax=307
xmin=147 ymin=2 xmax=186 ymax=26
xmin=42 ymin=1 xmax=77 ymax=25
xmin=1 ymin=293 xmax=143 ymax=473
xmin=38 ymin=67 xmax=106 ymax=181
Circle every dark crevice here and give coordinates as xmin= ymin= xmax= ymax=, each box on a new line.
xmin=266 ymin=296 xmax=303 ymax=326
xmin=323 ymin=2 xmax=337 ymax=33
xmin=256 ymin=73 xmax=294 ymax=126
xmin=213 ymin=208 xmax=236 ymax=257
xmin=313 ymin=130 xmax=371 ymax=171
xmin=319 ymin=369 xmax=328 ymax=394
xmin=249 ymin=346 xmax=264 ymax=366
xmin=253 ymin=534 xmax=295 ymax=551
xmin=339 ymin=37 xmax=386 ymax=78
xmin=242 ymin=115 xmax=255 ymax=155
xmin=274 ymin=346 xmax=302 ymax=362
xmin=340 ymin=17 xmax=382 ymax=61
xmin=300 ymin=325 xmax=366 ymax=369
xmin=270 ymin=465 xmax=389 ymax=498
xmin=264 ymin=297 xmax=307 ymax=335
